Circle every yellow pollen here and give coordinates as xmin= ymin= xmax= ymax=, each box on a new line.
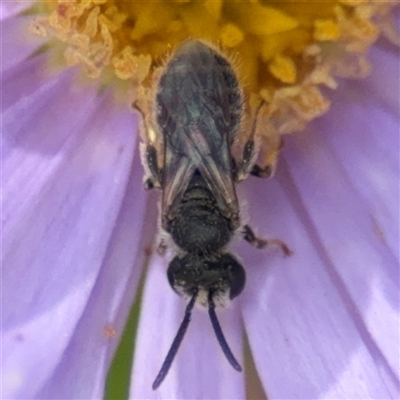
xmin=220 ymin=24 xmax=244 ymax=48
xmin=31 ymin=0 xmax=399 ymax=173
xmin=269 ymin=55 xmax=297 ymax=84
xmin=314 ymin=19 xmax=340 ymax=41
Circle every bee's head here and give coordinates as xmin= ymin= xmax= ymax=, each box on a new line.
xmin=153 ymin=251 xmax=245 ymax=390
xmin=167 ymin=252 xmax=246 ymax=306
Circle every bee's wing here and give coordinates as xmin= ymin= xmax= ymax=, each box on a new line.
xmin=161 ymin=116 xmax=240 ymax=230
xmin=157 ymin=40 xmax=243 ymax=230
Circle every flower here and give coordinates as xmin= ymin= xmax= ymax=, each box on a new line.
xmin=130 ymin=42 xmax=400 ymax=399
xmin=2 ymin=1 xmax=399 ymax=399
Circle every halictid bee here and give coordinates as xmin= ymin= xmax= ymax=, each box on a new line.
xmin=137 ymin=39 xmax=291 ymax=390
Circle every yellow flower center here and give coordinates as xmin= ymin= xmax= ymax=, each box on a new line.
xmin=31 ymin=0 xmax=398 ymax=170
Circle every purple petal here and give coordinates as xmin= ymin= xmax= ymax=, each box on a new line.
xmin=314 ymin=71 xmax=399 ymax=260
xmin=3 ymin=69 xmax=100 ymax=221
xmin=36 ymin=154 xmax=150 ymax=399
xmin=1 ymin=15 xmax=47 ymax=73
xmin=241 ymin=174 xmax=396 ymax=399
xmin=131 ymin=253 xmax=245 ymax=399
xmin=364 ymin=44 xmax=400 ymax=114
xmin=241 ymin=45 xmax=399 ymax=398
xmin=2 ymin=53 xmax=53 ymax=112
xmin=2 ymin=68 xmax=139 ymax=398
xmin=0 ymin=1 xmax=32 ymax=21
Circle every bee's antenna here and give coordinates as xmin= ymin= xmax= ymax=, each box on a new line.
xmin=152 ymin=290 xmax=198 ymax=390
xmin=208 ymin=291 xmax=242 ymax=372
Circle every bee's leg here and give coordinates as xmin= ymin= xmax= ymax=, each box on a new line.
xmin=242 ymin=224 xmax=292 ymax=256
xmin=250 ymin=163 xmax=272 ymax=179
xmin=251 ymin=137 xmax=285 ymax=178
xmin=157 ymin=238 xmax=167 ymax=256
xmin=143 ymin=144 xmax=162 ymax=190
xmin=236 ymin=140 xmax=273 ymax=179
xmin=236 ymin=100 xmax=272 ymax=181
xmin=231 ymin=157 xmax=239 ymax=181
xmin=133 ymin=101 xmax=163 ymax=190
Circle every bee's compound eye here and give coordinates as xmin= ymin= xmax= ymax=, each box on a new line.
xmin=167 ymin=256 xmax=183 ymax=290
xmin=219 ymin=254 xmax=246 ymax=300
xmin=167 ymin=255 xmax=198 ymax=295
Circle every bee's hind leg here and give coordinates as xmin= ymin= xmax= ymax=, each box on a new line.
xmin=242 ymin=224 xmax=292 ymax=256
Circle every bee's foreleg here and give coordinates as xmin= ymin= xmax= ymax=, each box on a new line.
xmin=133 ymin=101 xmax=163 ymax=190
xmin=249 ymin=163 xmax=272 ymax=179
xmin=235 ymin=99 xmax=274 ymax=181
xmin=157 ymin=238 xmax=168 ymax=256
xmin=143 ymin=144 xmax=162 ymax=190
xmin=235 ymin=138 xmax=271 ymax=180
xmin=242 ymin=224 xmax=292 ymax=256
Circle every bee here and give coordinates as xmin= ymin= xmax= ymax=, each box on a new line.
xmin=137 ymin=39 xmax=291 ymax=390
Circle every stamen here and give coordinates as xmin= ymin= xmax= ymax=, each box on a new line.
xmin=30 ymin=1 xmax=398 ymax=170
